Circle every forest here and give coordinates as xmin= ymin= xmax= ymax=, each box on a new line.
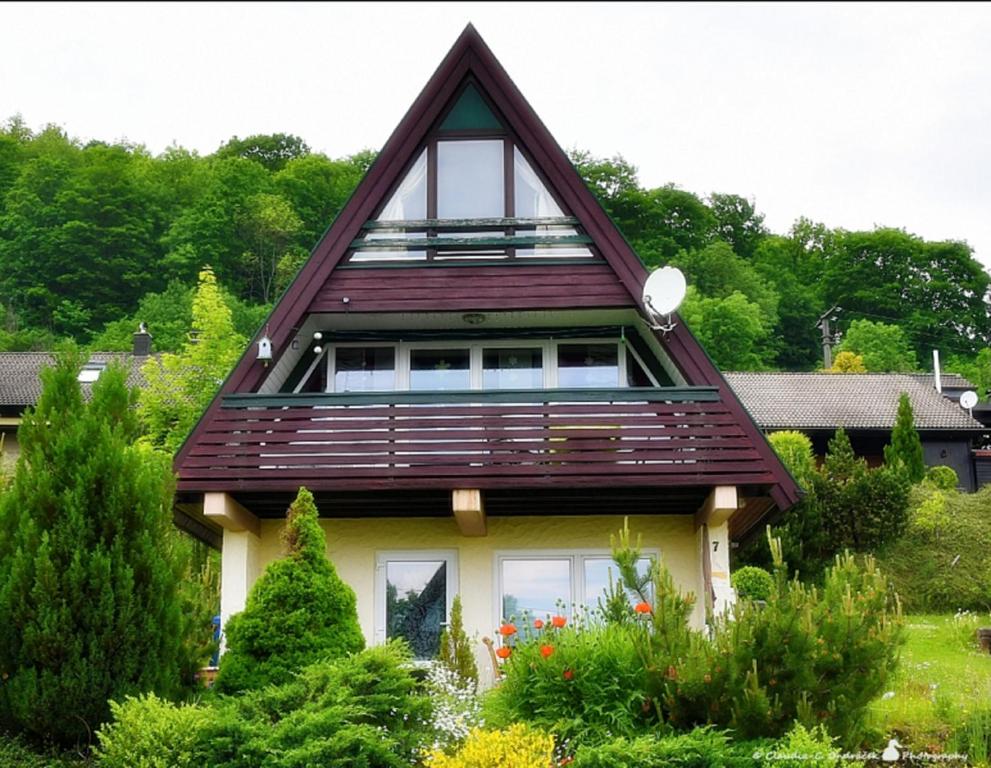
xmin=1 ymin=115 xmax=989 ymax=390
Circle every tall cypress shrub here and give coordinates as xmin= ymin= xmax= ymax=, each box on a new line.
xmin=215 ymin=487 xmax=364 ymax=693
xmin=884 ymin=392 xmax=925 ymax=483
xmin=0 ymin=347 xmax=188 ymax=746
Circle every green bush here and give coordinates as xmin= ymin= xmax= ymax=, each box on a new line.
xmin=482 ymin=621 xmax=647 ymax=746
xmin=884 ymin=393 xmax=925 ymax=483
xmin=0 ymin=346 xmax=194 ymax=746
xmin=878 ymin=485 xmax=991 ymax=612
xmin=926 ymin=465 xmax=959 ymax=490
xmin=423 ymin=724 xmax=556 ymax=768
xmin=96 ymin=694 xmax=237 ymax=768
xmin=216 ymin=487 xmax=364 ymax=693
xmin=757 ymin=724 xmax=855 ymax=768
xmin=437 ymin=594 xmax=478 ymax=691
xmin=732 ymin=567 xmax=774 ymax=601
xmin=949 ymin=707 xmax=991 ymax=768
xmin=0 ymin=732 xmax=88 ymax=767
xmin=97 ymin=642 xmax=431 ymax=768
xmin=767 ymin=431 xmax=816 ymax=490
xmin=572 ymin=727 xmax=758 ymax=767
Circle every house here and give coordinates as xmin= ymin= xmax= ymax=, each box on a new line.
xmin=174 ymin=25 xmax=799 ymax=678
xmin=0 ymin=334 xmax=151 ymax=465
xmin=724 ymin=372 xmax=988 ymax=490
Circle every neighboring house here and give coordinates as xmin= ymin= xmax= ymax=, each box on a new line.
xmin=0 ymin=336 xmax=151 ymax=465
xmin=174 ymin=25 xmax=799 ymax=678
xmin=725 ymin=372 xmax=988 ymax=490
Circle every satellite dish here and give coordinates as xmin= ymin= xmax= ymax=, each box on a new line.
xmin=642 ymin=267 xmax=687 ymax=331
xmin=959 ymin=390 xmax=979 ymax=410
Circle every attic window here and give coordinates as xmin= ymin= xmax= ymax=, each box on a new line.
xmin=77 ymin=361 xmax=107 ymax=383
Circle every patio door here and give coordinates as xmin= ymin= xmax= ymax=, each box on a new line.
xmin=374 ymin=551 xmax=458 ymax=660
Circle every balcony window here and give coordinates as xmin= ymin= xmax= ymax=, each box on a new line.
xmin=409 ymin=348 xmax=471 ymax=391
xmin=557 ymin=343 xmax=620 ymax=388
xmin=334 ymin=346 xmax=396 ymax=392
xmin=482 ymin=347 xmax=543 ymax=390
xmin=437 ymin=140 xmax=505 ymax=219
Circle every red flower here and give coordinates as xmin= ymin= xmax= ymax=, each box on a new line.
xmin=540 ymin=644 xmax=555 ymax=659
xmin=496 ymin=646 xmax=512 ymax=659
xmin=634 ymin=601 xmax=652 ymax=614
xmin=563 ymin=668 xmax=574 ymax=681
xmin=499 ymin=623 xmax=517 ymax=637
xmin=533 ymin=618 xmax=545 ymax=630
xmin=551 ymin=615 xmax=567 ymax=629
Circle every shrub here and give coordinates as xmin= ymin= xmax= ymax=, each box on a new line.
xmin=926 ymin=465 xmax=959 ymax=490
xmin=96 ymin=642 xmax=431 ymax=768
xmin=423 ymin=724 xmax=555 ymax=768
xmin=96 ymin=694 xmax=236 ymax=768
xmin=732 ymin=567 xmax=774 ymax=601
xmin=482 ymin=620 xmax=647 ymax=746
xmin=877 ymin=485 xmax=991 ymax=612
xmin=438 ymin=595 xmax=478 ymax=691
xmin=215 ymin=487 xmax=364 ymax=693
xmin=949 ymin=707 xmax=991 ymax=768
xmin=571 ymin=727 xmax=756 ymax=767
xmin=884 ymin=393 xmax=925 ymax=483
xmin=758 ymin=724 xmax=855 ymax=768
xmin=0 ymin=346 xmax=192 ymax=746
xmin=425 ymin=662 xmax=484 ymax=754
xmin=0 ymin=732 xmax=88 ymax=767
xmin=767 ymin=431 xmax=816 ymax=489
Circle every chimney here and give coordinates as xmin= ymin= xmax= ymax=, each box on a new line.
xmin=133 ymin=322 xmax=152 ymax=357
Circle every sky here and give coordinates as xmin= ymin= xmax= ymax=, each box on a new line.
xmin=3 ymin=2 xmax=991 ymax=269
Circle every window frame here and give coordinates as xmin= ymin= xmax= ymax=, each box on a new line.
xmin=314 ymin=338 xmax=652 ymax=393
xmin=374 ymin=549 xmax=460 ymax=653
xmin=493 ymin=548 xmax=661 ymax=628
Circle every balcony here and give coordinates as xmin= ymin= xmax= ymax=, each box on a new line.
xmin=178 ymin=387 xmax=778 ymax=493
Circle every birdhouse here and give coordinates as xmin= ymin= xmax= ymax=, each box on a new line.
xmin=257 ymin=335 xmax=273 ymax=363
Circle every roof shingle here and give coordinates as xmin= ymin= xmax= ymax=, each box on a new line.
xmin=0 ymin=353 xmax=148 ymax=407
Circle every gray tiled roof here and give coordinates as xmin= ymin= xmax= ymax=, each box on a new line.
xmin=724 ymin=372 xmax=984 ymax=431
xmin=0 ymin=353 xmax=148 ymax=407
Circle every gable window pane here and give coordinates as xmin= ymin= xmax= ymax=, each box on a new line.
xmin=513 ymin=146 xmax=563 ymax=218
xmin=334 ymin=347 xmax=395 ymax=392
xmin=557 ymin=344 xmax=619 ymax=388
xmin=385 ymin=560 xmax=447 ymax=659
xmin=410 ymin=348 xmax=470 ymax=391
xmin=583 ymin=557 xmax=654 ymax=612
xmin=378 ymin=149 xmax=427 ymax=221
xmin=501 ymin=558 xmax=571 ymax=622
xmin=437 ymin=140 xmax=504 ymax=219
xmin=483 ymin=347 xmax=542 ymax=389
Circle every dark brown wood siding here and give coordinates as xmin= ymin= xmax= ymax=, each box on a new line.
xmin=177 ymin=388 xmax=779 ymax=493
xmin=307 ymin=264 xmax=634 ymax=313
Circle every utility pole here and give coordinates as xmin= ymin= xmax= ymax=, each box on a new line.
xmin=816 ymin=306 xmax=842 ymax=369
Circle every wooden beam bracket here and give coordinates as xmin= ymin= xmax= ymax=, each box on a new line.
xmin=694 ymin=485 xmax=739 ymax=530
xmin=204 ymin=492 xmax=261 ymax=537
xmin=452 ymin=488 xmax=487 ymax=536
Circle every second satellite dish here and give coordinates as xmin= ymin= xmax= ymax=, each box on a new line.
xmin=960 ymin=390 xmax=979 ymax=410
xmin=643 ymin=266 xmax=687 ymax=331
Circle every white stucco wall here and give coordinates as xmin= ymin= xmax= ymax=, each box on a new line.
xmin=233 ymin=514 xmax=705 ymax=682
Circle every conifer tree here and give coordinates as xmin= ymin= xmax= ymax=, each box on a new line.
xmin=216 ymin=487 xmax=364 ymax=693
xmin=884 ymin=392 xmax=926 ymax=483
xmin=437 ymin=595 xmax=478 ymax=690
xmin=0 ymin=346 xmax=188 ymax=746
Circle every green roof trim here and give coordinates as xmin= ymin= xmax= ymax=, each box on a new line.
xmin=440 ymin=83 xmax=503 ymax=131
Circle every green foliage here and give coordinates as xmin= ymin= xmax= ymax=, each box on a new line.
xmin=949 ymin=706 xmax=991 ymax=767
xmin=215 ymin=133 xmax=310 ymax=172
xmin=437 ymin=595 xmax=479 ymax=691
xmin=215 ymin=487 xmax=364 ymax=693
xmin=571 ymin=728 xmax=756 ymax=768
xmin=0 ymin=732 xmax=89 ymax=767
xmin=731 ymin=567 xmax=774 ymax=602
xmin=767 ymin=431 xmax=816 ymax=489
xmin=925 ymin=464 xmax=958 ymax=490
xmin=836 ymin=319 xmax=918 ymax=373
xmin=138 ymin=267 xmax=245 ymax=452
xmin=946 ymin=348 xmax=991 ymax=401
xmin=709 ymin=193 xmax=767 ymax=261
xmin=97 ymin=643 xmax=430 ymax=768
xmin=681 ymin=287 xmax=773 ymax=371
xmin=877 ymin=485 xmax=991 ymax=612
xmin=0 ymin=345 xmax=192 ymax=746
xmin=761 ymin=724 xmax=851 ymax=768
xmin=884 ymin=393 xmax=925 ymax=482
xmin=423 ymin=724 xmax=556 ymax=768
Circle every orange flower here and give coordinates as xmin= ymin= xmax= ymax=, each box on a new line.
xmin=563 ymin=668 xmax=574 ymax=681
xmin=499 ymin=623 xmax=517 ymax=637
xmin=634 ymin=601 xmax=652 ymax=614
xmin=540 ymin=644 xmax=555 ymax=659
xmin=551 ymin=615 xmax=567 ymax=629
xmin=533 ymin=618 xmax=545 ymax=630
xmin=496 ymin=646 xmax=512 ymax=659
xmin=558 ymin=758 xmax=574 ymax=766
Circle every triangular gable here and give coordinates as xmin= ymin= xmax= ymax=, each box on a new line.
xmin=175 ymin=24 xmax=801 ymax=510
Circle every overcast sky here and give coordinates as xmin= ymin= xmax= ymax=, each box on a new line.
xmin=3 ymin=2 xmax=990 ymax=269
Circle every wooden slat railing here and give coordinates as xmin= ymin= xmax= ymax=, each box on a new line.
xmin=178 ymin=387 xmax=779 ymax=492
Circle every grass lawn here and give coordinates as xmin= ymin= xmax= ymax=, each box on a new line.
xmin=869 ymin=613 xmax=991 ymax=760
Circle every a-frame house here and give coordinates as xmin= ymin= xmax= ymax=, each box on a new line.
xmin=175 ymin=24 xmax=799 ymax=676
